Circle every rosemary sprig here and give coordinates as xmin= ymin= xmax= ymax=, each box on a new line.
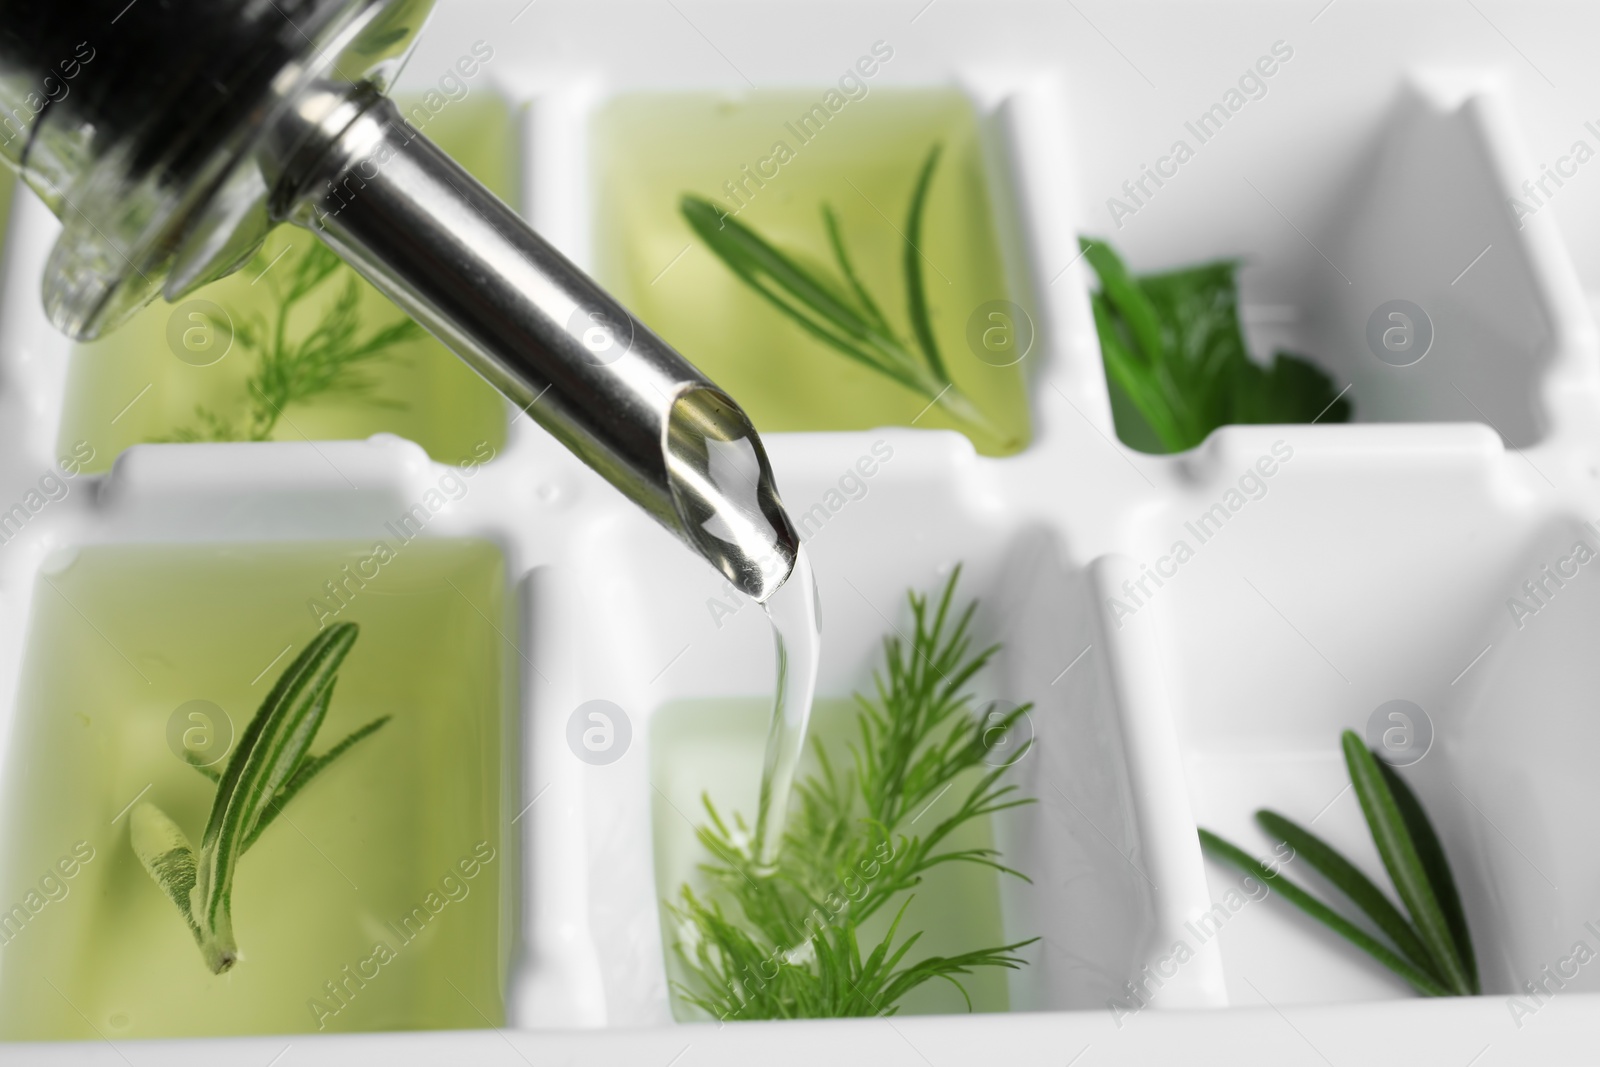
xmin=1082 ymin=238 xmax=1351 ymax=452
xmin=129 ymin=622 xmax=390 ymax=973
xmin=165 ymin=242 xmax=423 ymax=443
xmin=669 ymin=568 xmax=1038 ymax=1019
xmin=681 ymin=145 xmax=998 ymax=437
xmin=1199 ymin=730 xmax=1478 ymax=996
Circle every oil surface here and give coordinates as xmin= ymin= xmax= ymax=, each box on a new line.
xmin=594 ymin=89 xmax=1033 ymax=456
xmin=0 ymin=539 xmax=509 ymax=1038
xmin=56 ymin=96 xmax=513 ymax=472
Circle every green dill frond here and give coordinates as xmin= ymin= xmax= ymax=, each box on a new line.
xmin=163 ymin=241 xmax=423 ymax=444
xmin=668 ymin=567 xmax=1038 ymax=1020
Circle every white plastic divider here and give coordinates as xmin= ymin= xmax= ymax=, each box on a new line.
xmin=505 ymin=565 xmax=612 ymax=1027
xmin=1084 ymin=555 xmax=1227 ymax=1010
xmin=1315 ymin=78 xmax=1600 ymax=447
xmin=963 ymin=69 xmax=1116 ymax=440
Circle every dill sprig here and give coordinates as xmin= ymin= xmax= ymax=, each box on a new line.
xmin=166 ymin=242 xmax=423 ymax=443
xmin=669 ymin=568 xmax=1038 ymax=1020
xmin=681 ymin=145 xmax=999 ymax=439
xmin=129 ymin=623 xmax=389 ymax=973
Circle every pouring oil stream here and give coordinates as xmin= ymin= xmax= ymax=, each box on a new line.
xmin=751 ymin=546 xmax=821 ymax=869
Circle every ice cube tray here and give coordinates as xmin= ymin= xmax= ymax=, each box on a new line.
xmin=3 ymin=0 xmax=1599 ymax=1063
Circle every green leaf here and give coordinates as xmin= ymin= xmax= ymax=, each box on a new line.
xmin=681 ymin=196 xmax=880 ymax=345
xmin=1255 ymin=809 xmax=1441 ymax=982
xmin=1081 ymin=239 xmax=1167 ymax=368
xmin=242 ymin=714 xmax=391 ymax=852
xmin=1198 ymin=828 xmax=1450 ymax=997
xmin=903 ymin=144 xmax=949 ymax=384
xmin=822 ymin=204 xmax=892 ymax=337
xmin=1231 ymin=351 xmax=1351 ymax=426
xmin=128 ymin=624 xmax=380 ymax=975
xmin=681 ymin=148 xmax=993 ymax=437
xmin=1342 ymin=731 xmax=1473 ymax=996
xmin=130 ymin=802 xmax=201 ymax=941
xmin=193 ymin=623 xmax=360 ymax=970
xmin=1081 ymin=239 xmax=1350 ymax=453
xmin=1377 ymin=760 xmax=1478 ymax=994
xmin=184 ymin=751 xmax=222 ymax=783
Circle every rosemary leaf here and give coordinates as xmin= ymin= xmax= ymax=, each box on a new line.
xmin=130 ymin=802 xmax=201 ymax=942
xmin=132 ymin=621 xmax=386 ymax=974
xmin=681 ymin=145 xmax=997 ymax=436
xmin=241 ymin=714 xmax=392 ymax=852
xmin=1342 ymin=731 xmax=1474 ymax=995
xmin=1198 ymin=828 xmax=1451 ymax=997
xmin=1198 ymin=731 xmax=1478 ymax=999
xmin=1377 ymin=758 xmax=1478 ymax=994
xmin=1255 ymin=809 xmax=1441 ymax=982
xmin=902 ymin=144 xmax=949 ymax=383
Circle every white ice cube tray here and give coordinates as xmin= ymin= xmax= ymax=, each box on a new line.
xmin=4 ymin=0 xmax=1600 ymax=1063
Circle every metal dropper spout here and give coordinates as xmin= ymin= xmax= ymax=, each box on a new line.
xmin=268 ymin=83 xmax=800 ymax=600
xmin=0 ymin=0 xmax=801 ymax=602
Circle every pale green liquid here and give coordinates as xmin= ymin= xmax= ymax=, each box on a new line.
xmin=593 ymin=90 xmax=1033 ymax=455
xmin=0 ymin=539 xmax=509 ymax=1038
xmin=650 ymin=698 xmax=1012 ymax=1018
xmin=56 ymin=97 xmax=514 ymax=473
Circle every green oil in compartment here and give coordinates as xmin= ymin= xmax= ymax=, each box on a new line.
xmin=55 ymin=97 xmax=514 ymax=473
xmin=0 ymin=539 xmax=509 ymax=1038
xmin=594 ymin=89 xmax=1033 ymax=456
